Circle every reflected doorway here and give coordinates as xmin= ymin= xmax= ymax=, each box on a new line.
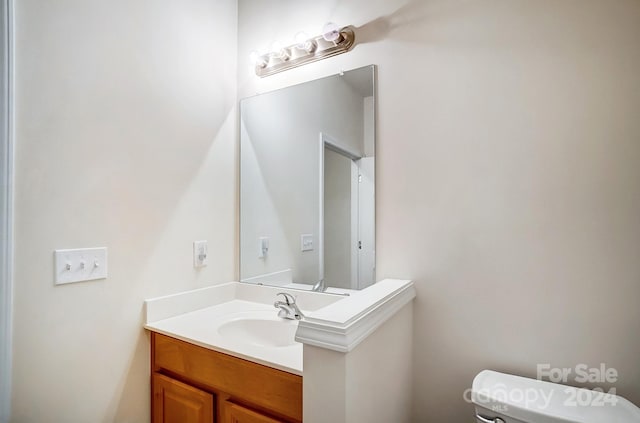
xmin=320 ymin=133 xmax=375 ymax=290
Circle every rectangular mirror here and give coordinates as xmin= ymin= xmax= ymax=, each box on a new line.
xmin=240 ymin=65 xmax=376 ymax=291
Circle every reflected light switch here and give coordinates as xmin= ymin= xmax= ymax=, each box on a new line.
xmin=301 ymin=234 xmax=314 ymax=252
xmin=258 ymin=237 xmax=269 ymax=259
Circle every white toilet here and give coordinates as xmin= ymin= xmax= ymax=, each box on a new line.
xmin=472 ymin=370 xmax=640 ymax=423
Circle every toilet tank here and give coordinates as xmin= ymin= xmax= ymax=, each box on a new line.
xmin=471 ymin=370 xmax=640 ymax=423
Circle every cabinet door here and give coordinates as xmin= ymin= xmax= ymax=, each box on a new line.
xmin=153 ymin=373 xmax=214 ymax=423
xmin=223 ymin=401 xmax=284 ymax=423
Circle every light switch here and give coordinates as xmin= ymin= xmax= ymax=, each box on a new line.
xmin=54 ymin=247 xmax=108 ymax=285
xmin=193 ymin=240 xmax=208 ymax=268
xmin=301 ymin=234 xmax=314 ymax=252
xmin=258 ymin=237 xmax=269 ymax=259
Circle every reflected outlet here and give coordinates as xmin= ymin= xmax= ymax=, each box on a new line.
xmin=194 ymin=240 xmax=208 ymax=268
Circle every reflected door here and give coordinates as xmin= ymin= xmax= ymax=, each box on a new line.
xmin=322 ymin=141 xmax=375 ymax=290
xmin=323 ymin=147 xmax=355 ymax=289
xmin=357 ymin=157 xmax=375 ymax=289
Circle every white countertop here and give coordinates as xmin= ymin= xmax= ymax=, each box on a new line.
xmin=145 ymin=299 xmax=304 ymax=375
xmin=144 ymin=279 xmax=415 ymax=375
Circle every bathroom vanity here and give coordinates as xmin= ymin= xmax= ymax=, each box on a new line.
xmin=151 ymin=333 xmax=301 ymax=423
xmin=144 ymin=279 xmax=415 ymax=423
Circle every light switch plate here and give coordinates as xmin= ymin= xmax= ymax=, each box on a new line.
xmin=54 ymin=247 xmax=108 ymax=285
xmin=258 ymin=237 xmax=269 ymax=259
xmin=301 ymin=234 xmax=314 ymax=252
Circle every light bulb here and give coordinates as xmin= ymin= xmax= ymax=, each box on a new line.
xmin=270 ymin=41 xmax=291 ymax=61
xmin=277 ymin=47 xmax=291 ymax=61
xmin=249 ymin=50 xmax=267 ymax=68
xmin=294 ymin=32 xmax=309 ymax=49
xmin=322 ymin=22 xmax=343 ymax=42
xmin=303 ymin=39 xmax=317 ymax=53
xmin=294 ymin=32 xmax=317 ymax=53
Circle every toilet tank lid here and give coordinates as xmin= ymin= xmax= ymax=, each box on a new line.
xmin=471 ymin=370 xmax=640 ymax=423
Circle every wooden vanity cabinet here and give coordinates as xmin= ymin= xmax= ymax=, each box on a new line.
xmin=150 ymin=332 xmax=302 ymax=423
xmin=222 ymin=401 xmax=284 ymax=423
xmin=153 ymin=373 xmax=214 ymax=423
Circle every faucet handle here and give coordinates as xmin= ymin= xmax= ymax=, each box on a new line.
xmin=276 ymin=292 xmax=295 ymax=305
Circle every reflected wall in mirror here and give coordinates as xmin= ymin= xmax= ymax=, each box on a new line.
xmin=240 ymin=65 xmax=375 ymax=291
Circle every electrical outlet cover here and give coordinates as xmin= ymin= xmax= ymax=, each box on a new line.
xmin=193 ymin=240 xmax=208 ymax=268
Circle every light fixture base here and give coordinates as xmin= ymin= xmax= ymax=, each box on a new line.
xmin=255 ymin=27 xmax=356 ymax=78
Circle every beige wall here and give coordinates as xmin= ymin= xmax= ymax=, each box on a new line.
xmin=12 ymin=0 xmax=237 ymax=422
xmin=9 ymin=1 xmax=640 ymax=422
xmin=239 ymin=0 xmax=640 ymax=421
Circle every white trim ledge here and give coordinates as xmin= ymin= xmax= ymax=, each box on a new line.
xmin=295 ymin=279 xmax=415 ymax=352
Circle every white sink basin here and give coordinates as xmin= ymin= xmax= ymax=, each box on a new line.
xmin=144 ymin=299 xmax=309 ymax=374
xmin=217 ymin=313 xmax=299 ymax=348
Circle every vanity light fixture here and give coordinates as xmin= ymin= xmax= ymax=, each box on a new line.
xmin=321 ymin=22 xmax=343 ymax=43
xmin=252 ymin=23 xmax=356 ymax=78
xmin=249 ymin=51 xmax=268 ymax=69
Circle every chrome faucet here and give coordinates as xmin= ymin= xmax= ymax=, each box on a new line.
xmin=311 ymin=279 xmax=326 ymax=292
xmin=274 ymin=292 xmax=304 ymax=320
